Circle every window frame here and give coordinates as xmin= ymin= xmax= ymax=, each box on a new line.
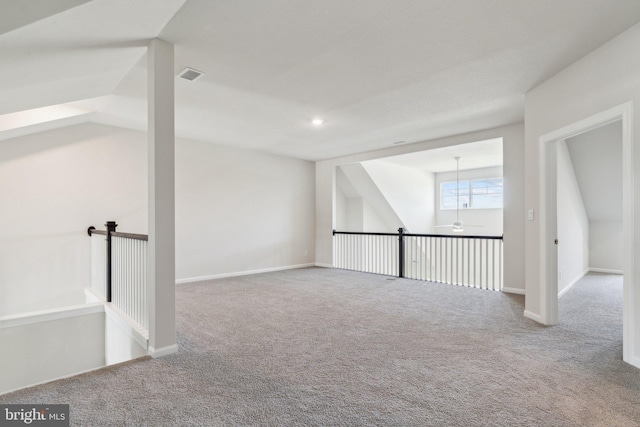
xmin=439 ymin=177 xmax=503 ymax=211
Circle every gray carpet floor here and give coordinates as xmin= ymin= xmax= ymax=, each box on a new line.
xmin=2 ymin=268 xmax=639 ymax=426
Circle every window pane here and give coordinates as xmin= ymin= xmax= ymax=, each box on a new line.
xmin=441 ymin=178 xmax=503 ymax=209
xmin=442 ymin=195 xmax=470 ymax=210
xmin=442 ymin=181 xmax=468 ymax=196
xmin=440 ymin=181 xmax=469 ymax=210
xmin=471 ymin=177 xmax=503 ymax=208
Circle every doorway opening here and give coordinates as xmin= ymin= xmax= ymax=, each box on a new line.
xmin=539 ymin=102 xmax=635 ymax=367
xmin=557 ymin=121 xmax=623 ymax=296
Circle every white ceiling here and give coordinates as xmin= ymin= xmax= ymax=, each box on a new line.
xmin=2 ymin=0 xmax=640 ymax=161
xmin=374 ymin=138 xmax=502 ymax=173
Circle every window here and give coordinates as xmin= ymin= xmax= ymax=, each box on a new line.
xmin=440 ymin=178 xmax=502 ymax=210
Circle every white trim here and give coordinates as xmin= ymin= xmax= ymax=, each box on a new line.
xmin=0 ymin=354 xmax=153 ymax=397
xmin=502 ymin=287 xmax=525 ymax=295
xmin=589 ymin=268 xmax=623 ymax=275
xmin=148 ymin=344 xmax=178 ymax=358
xmin=523 ymin=310 xmax=542 ymax=323
xmin=539 ymin=106 xmax=628 ymax=143
xmin=539 ymin=101 xmax=635 ymax=364
xmin=539 ymin=121 xmax=560 ymax=325
xmin=315 ymin=263 xmax=333 ymax=268
xmin=621 ymin=102 xmax=635 ymax=367
xmin=84 ymin=287 xmax=105 ymax=303
xmin=0 ymin=303 xmax=104 ymax=329
xmin=630 ymin=356 xmax=640 ymax=370
xmin=0 ymin=364 xmax=108 ymax=397
xmin=558 ymin=269 xmax=588 ymax=299
xmin=104 ymin=304 xmax=149 ymax=348
xmin=175 ymin=263 xmax=316 ymax=284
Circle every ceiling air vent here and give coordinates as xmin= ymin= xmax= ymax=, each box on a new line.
xmin=177 ymin=67 xmax=205 ymax=82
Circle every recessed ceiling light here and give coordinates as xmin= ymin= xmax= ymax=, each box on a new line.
xmin=311 ymin=118 xmax=324 ymax=126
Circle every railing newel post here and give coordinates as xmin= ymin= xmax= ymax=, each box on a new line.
xmin=105 ymin=220 xmax=118 ymax=303
xmin=398 ymin=227 xmax=405 ymax=278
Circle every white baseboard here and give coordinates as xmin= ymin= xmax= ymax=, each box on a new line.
xmin=502 ymin=287 xmax=525 ymax=295
xmin=176 ymin=263 xmax=316 ymax=284
xmin=589 ymin=267 xmax=623 ymax=275
xmin=148 ymin=344 xmax=179 ymax=358
xmin=558 ymin=269 xmax=589 ymax=299
xmin=628 ymin=355 xmax=640 ymax=370
xmin=523 ymin=310 xmax=542 ymax=323
xmin=315 ymin=263 xmax=333 ymax=268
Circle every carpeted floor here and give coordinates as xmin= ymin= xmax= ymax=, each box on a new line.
xmin=2 ymin=268 xmax=639 ymax=426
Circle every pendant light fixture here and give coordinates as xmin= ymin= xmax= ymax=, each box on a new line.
xmin=435 ymin=157 xmax=483 ymax=233
xmin=452 ymin=157 xmax=464 ymax=232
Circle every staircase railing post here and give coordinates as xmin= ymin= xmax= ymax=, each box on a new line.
xmin=398 ymin=227 xmax=405 ymax=278
xmin=105 ymin=220 xmax=118 ymax=303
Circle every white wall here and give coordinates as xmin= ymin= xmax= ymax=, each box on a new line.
xmin=565 ymin=122 xmax=623 ymax=222
xmin=0 ymin=309 xmax=105 ymax=395
xmin=556 ymin=141 xmax=589 ymax=295
xmin=335 ymin=183 xmax=348 ymax=231
xmin=424 ymin=171 xmax=435 ymax=234
xmin=345 ymin=197 xmax=364 ymax=231
xmin=336 ymin=159 xmax=436 ymax=234
xmin=335 ymin=163 xmax=403 ymax=232
xmin=361 ymin=160 xmax=435 ymax=233
xmin=0 ymin=303 xmax=149 ymax=395
xmin=0 ymin=123 xmax=147 ymax=316
xmin=434 ymin=166 xmax=503 ymax=236
xmin=316 ymin=123 xmax=525 ymax=291
xmin=340 ymin=197 xmax=388 ymax=232
xmin=524 ymin=21 xmax=640 ymax=360
xmin=502 ymin=126 xmax=525 ymax=294
xmin=0 ymin=122 xmax=316 ymax=310
xmin=590 ymin=221 xmax=623 ymax=272
xmin=175 ymin=138 xmax=315 ymax=281
xmin=564 ymin=122 xmax=623 ymax=273
xmin=363 ymin=200 xmax=389 ymax=232
xmin=104 ymin=307 xmax=147 ymax=365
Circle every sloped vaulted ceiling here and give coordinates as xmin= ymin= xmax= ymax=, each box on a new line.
xmin=0 ymin=0 xmax=186 ymax=114
xmin=0 ymin=0 xmax=92 ymax=36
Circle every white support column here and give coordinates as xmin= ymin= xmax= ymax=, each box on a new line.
xmin=147 ymin=38 xmax=177 ymax=358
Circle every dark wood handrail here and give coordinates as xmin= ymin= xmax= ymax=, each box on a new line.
xmin=88 ymin=228 xmax=107 ymax=236
xmin=332 ymin=230 xmax=398 ymax=237
xmin=333 ymin=229 xmax=503 ymax=240
xmin=88 ymin=227 xmax=148 ymax=241
xmin=111 ymin=231 xmax=148 ymax=241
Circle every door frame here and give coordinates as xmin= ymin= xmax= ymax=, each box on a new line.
xmin=538 ymin=101 xmax=635 ymax=366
